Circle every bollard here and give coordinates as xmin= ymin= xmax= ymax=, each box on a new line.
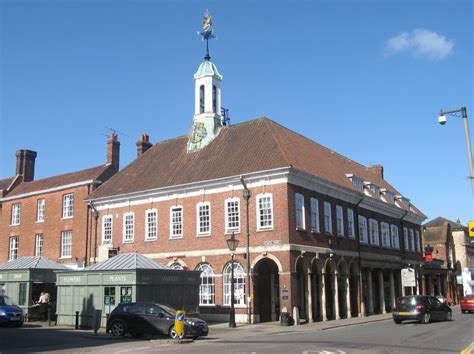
xmin=75 ymin=311 xmax=79 ymax=329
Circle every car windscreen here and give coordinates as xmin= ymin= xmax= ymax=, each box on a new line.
xmin=159 ymin=304 xmax=177 ymax=316
xmin=0 ymin=295 xmax=17 ymax=307
xmin=397 ymin=297 xmax=420 ymax=305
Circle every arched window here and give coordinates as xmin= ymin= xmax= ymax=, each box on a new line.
xmin=212 ymin=85 xmax=217 ymax=113
xmin=196 ymin=263 xmax=215 ymax=305
xmin=223 ymin=262 xmax=246 ymax=306
xmin=199 ymin=85 xmax=205 ymax=113
xmin=170 ymin=262 xmax=184 ymax=270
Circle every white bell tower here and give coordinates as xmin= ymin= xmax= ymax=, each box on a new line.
xmin=188 ymin=11 xmax=224 ymax=152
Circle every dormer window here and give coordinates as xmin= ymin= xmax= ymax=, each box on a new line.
xmin=346 ymin=174 xmax=364 ymax=191
xmin=395 ymin=195 xmax=410 ymax=208
xmin=363 ymin=182 xmax=380 ymax=198
xmin=380 ymin=189 xmax=395 ymax=203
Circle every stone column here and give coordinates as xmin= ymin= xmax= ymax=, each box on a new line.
xmin=367 ymin=269 xmax=374 ymax=315
xmin=378 ymin=270 xmax=386 ymax=314
xmin=359 ymin=271 xmax=365 ymax=317
xmin=346 ymin=275 xmax=352 ymax=318
xmin=307 ymin=272 xmax=313 ymax=323
xmin=321 ymin=273 xmax=327 ymax=321
xmin=334 ymin=272 xmax=340 ymax=320
xmin=389 ymin=270 xmax=395 ymax=310
xmin=436 ymin=275 xmax=442 ymax=296
xmin=420 ymin=275 xmax=426 ymax=295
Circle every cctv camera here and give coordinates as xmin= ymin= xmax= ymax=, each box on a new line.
xmin=438 ymin=114 xmax=447 ymax=125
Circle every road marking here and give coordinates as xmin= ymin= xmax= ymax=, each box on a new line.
xmin=461 ymin=342 xmax=474 ymax=354
xmin=277 ymin=331 xmax=300 ymax=335
xmin=115 ymin=346 xmax=151 ymax=353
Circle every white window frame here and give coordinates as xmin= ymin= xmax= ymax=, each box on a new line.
xmin=403 ymin=227 xmax=409 ymax=250
xmin=102 ymin=215 xmax=113 ymax=244
xmin=369 ymin=218 xmax=380 ymax=246
xmin=415 ymin=230 xmax=421 ymax=253
xmin=347 ymin=208 xmax=355 ymax=239
xmin=11 ymin=204 xmax=21 ymax=226
xmin=310 ymin=198 xmax=320 ymax=233
xmin=62 ymin=193 xmax=74 ymax=219
xmin=197 ymin=263 xmax=215 ymax=306
xmin=336 ymin=205 xmax=344 ymax=237
xmin=9 ymin=236 xmax=19 ymax=260
xmin=295 ymin=193 xmax=305 ymax=230
xmin=381 ymin=222 xmax=390 ymax=248
xmin=145 ymin=209 xmax=158 ymax=241
xmin=60 ymin=231 xmax=72 ymax=259
xmin=390 ymin=225 xmax=400 ymax=249
xmin=36 ymin=199 xmax=45 ymax=222
xmin=170 ymin=206 xmax=183 ymax=239
xmin=256 ymin=193 xmax=273 ymax=231
xmin=324 ymin=201 xmax=332 ymax=234
xmin=122 ymin=212 xmax=135 ymax=243
xmin=223 ymin=262 xmax=246 ymax=307
xmin=409 ymin=229 xmax=415 ymax=251
xmin=225 ymin=198 xmax=240 ymax=233
xmin=358 ymin=216 xmax=368 ymax=244
xmin=196 ymin=202 xmax=211 ymax=236
xmin=35 ymin=234 xmax=44 ymax=257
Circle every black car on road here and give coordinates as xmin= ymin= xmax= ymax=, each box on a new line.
xmin=107 ymin=303 xmax=208 ymax=339
xmin=392 ymin=295 xmax=452 ymax=324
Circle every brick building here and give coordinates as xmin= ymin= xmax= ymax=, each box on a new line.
xmin=0 ymin=135 xmax=120 ymax=268
xmin=86 ymin=47 xmax=426 ymax=323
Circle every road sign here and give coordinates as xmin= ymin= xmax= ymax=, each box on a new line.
xmin=468 ymin=221 xmax=474 ymax=237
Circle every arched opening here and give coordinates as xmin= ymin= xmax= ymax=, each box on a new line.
xmin=311 ymin=260 xmax=322 ymax=322
xmin=223 ymin=261 xmax=246 ymax=307
xmin=349 ymin=261 xmax=360 ymax=318
xmin=212 ymin=85 xmax=217 ymax=113
xmin=324 ymin=260 xmax=336 ymax=320
xmin=296 ymin=257 xmax=308 ymax=321
xmin=199 ymin=85 xmax=205 ymax=113
xmin=195 ymin=263 xmax=215 ymax=306
xmin=254 ymin=257 xmax=280 ymax=322
xmin=372 ymin=268 xmax=382 ymax=314
xmin=337 ymin=261 xmax=349 ymax=319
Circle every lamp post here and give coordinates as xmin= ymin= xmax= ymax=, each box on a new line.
xmin=438 ymin=107 xmax=474 ymax=192
xmin=226 ymin=232 xmax=239 ymax=328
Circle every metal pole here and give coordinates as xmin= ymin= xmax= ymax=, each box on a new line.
xmin=460 ymin=107 xmax=474 ymax=192
xmin=229 ymin=253 xmax=236 ymax=328
xmin=240 ymin=176 xmax=252 ymax=324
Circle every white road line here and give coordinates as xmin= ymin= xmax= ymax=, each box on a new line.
xmin=115 ymin=346 xmax=151 ymax=353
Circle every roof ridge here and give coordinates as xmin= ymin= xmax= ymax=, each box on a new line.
xmin=22 ymin=164 xmax=107 ymax=185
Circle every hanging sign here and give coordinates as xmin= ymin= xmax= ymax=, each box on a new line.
xmin=401 ymin=268 xmax=416 ymax=287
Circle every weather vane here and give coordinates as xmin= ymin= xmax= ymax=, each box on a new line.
xmin=199 ymin=9 xmax=216 ymax=61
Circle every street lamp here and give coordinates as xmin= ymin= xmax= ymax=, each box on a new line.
xmin=226 ymin=232 xmax=239 ymax=328
xmin=438 ymin=107 xmax=474 ymax=192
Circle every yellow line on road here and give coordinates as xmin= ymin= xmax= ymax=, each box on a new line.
xmin=461 ymin=342 xmax=474 ymax=354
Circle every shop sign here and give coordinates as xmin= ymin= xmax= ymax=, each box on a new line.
xmin=401 ymin=268 xmax=416 ymax=287
xmin=281 ymin=289 xmax=289 ymax=300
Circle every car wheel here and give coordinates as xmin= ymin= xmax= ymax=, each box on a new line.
xmin=445 ymin=311 xmax=452 ymax=321
xmin=421 ymin=312 xmax=430 ymax=324
xmin=110 ymin=320 xmax=126 ymax=337
xmin=169 ymin=325 xmax=185 ymax=340
xmin=393 ymin=319 xmax=402 ymax=324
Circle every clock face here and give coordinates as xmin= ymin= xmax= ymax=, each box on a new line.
xmin=189 ymin=122 xmax=207 ymax=144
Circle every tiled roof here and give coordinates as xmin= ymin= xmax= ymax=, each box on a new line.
xmin=0 ymin=177 xmax=14 ymax=191
xmin=0 ymin=256 xmax=69 ymax=270
xmin=85 ymin=253 xmax=170 ymax=271
xmin=90 ymin=117 xmax=422 ymax=215
xmin=4 ymin=165 xmax=115 ymax=198
xmin=424 ymin=216 xmax=467 ymax=231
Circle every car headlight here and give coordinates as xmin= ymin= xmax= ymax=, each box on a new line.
xmin=0 ymin=310 xmax=6 ymax=316
xmin=184 ymin=319 xmax=195 ymax=326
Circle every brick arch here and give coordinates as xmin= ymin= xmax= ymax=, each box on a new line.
xmin=251 ymin=253 xmax=283 ymax=273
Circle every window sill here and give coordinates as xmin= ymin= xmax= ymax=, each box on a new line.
xmin=325 ymin=232 xmax=333 ymax=236
xmin=10 ymin=224 xmax=20 ymax=227
xmin=169 ymin=236 xmax=183 ymax=240
xmin=122 ymin=240 xmax=135 ymax=244
xmin=59 ymin=256 xmax=72 ymax=260
xmin=257 ymin=227 xmax=273 ymax=232
xmin=296 ymin=227 xmax=306 ymax=232
xmin=35 ymin=220 xmax=45 ymax=224
xmin=311 ymin=229 xmax=320 ymax=234
xmin=196 ymin=233 xmax=211 ymax=238
xmin=225 ymin=230 xmax=241 ymax=235
xmin=62 ymin=216 xmax=74 ymax=220
xmin=337 ymin=234 xmax=345 ymax=238
xmin=145 ymin=238 xmax=157 ymax=242
xmin=101 ymin=241 xmax=113 ymax=245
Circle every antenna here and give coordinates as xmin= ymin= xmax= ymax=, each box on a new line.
xmin=105 ymin=127 xmax=130 ymax=139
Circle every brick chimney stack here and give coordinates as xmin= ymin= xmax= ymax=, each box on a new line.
xmin=16 ymin=149 xmax=37 ymax=182
xmin=136 ymin=133 xmax=152 ymax=158
xmin=107 ymin=133 xmax=120 ymax=171
xmin=368 ymin=164 xmax=384 ymax=179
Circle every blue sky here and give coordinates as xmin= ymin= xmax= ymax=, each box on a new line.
xmin=1 ymin=0 xmax=472 ymax=224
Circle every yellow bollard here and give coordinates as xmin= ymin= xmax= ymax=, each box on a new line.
xmin=174 ymin=310 xmax=185 ymax=338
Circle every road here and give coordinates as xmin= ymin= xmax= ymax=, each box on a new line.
xmin=0 ymin=308 xmax=472 ymax=353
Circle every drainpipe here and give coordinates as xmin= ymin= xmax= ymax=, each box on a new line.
xmin=240 ymin=176 xmax=252 ymax=325
xmin=354 ymin=196 xmax=364 ymax=317
xmin=84 ymin=185 xmax=91 ymax=267
xmin=89 ymin=201 xmax=99 ymax=264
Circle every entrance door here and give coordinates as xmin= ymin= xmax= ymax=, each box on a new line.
xmin=255 ymin=258 xmax=280 ymax=322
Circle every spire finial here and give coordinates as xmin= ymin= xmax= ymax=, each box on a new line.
xmin=199 ymin=9 xmax=215 ymax=61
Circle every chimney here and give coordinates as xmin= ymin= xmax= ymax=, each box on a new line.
xmin=106 ymin=133 xmax=120 ymax=171
xmin=367 ymin=164 xmax=384 ymax=179
xmin=136 ymin=133 xmax=152 ymax=158
xmin=16 ymin=149 xmax=37 ymax=182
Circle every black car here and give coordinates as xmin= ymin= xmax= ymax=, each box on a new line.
xmin=107 ymin=303 xmax=208 ymax=339
xmin=392 ymin=295 xmax=452 ymax=324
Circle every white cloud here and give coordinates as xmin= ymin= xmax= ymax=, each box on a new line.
xmin=385 ymin=29 xmax=454 ymax=60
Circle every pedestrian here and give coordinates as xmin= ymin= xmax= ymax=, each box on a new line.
xmin=38 ymin=292 xmax=50 ymax=321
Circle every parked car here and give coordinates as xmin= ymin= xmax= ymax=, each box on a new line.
xmin=392 ymin=295 xmax=452 ymax=324
xmin=107 ymin=303 xmax=208 ymax=339
xmin=460 ymin=294 xmax=474 ymax=313
xmin=0 ymin=295 xmax=24 ymax=327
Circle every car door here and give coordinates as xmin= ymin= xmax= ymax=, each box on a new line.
xmin=128 ymin=303 xmax=148 ymax=333
xmin=429 ymin=297 xmax=443 ymax=320
xmin=141 ymin=304 xmax=167 ymax=335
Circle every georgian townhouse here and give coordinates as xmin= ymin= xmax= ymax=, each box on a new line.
xmin=0 ymin=134 xmax=120 ymax=268
xmin=87 ymin=42 xmax=426 ymax=323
